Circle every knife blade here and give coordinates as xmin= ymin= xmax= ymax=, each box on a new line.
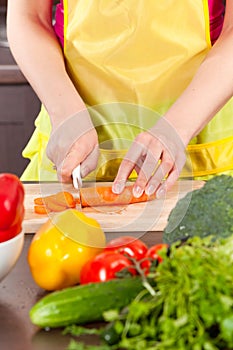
xmin=72 ymin=164 xmax=83 ymax=210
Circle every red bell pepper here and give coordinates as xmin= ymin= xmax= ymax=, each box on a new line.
xmin=0 ymin=173 xmax=25 ymax=243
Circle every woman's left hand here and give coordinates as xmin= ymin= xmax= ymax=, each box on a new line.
xmin=112 ymin=118 xmax=187 ymax=198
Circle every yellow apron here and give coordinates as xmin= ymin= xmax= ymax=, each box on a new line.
xmin=21 ymin=0 xmax=233 ymax=181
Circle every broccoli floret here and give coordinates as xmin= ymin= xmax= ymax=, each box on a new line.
xmin=163 ymin=175 xmax=233 ymax=244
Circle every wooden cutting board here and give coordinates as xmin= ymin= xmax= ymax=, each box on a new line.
xmin=23 ymin=180 xmax=204 ymax=233
xmin=23 ymin=180 xmax=204 ymax=234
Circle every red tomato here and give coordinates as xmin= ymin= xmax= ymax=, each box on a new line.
xmin=105 ymin=236 xmax=148 ymax=261
xmin=80 ymin=251 xmax=136 ymax=284
xmin=141 ymin=244 xmax=169 ymax=273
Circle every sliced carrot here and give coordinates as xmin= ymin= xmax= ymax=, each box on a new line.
xmin=34 ymin=205 xmax=50 ymax=215
xmin=34 ymin=192 xmax=76 ymax=208
xmin=34 ymin=197 xmax=44 ymax=205
xmin=45 ymin=200 xmax=67 ymax=212
xmin=34 ymin=191 xmax=76 ymax=214
xmin=34 ymin=186 xmax=155 ymax=213
xmin=52 ymin=191 xmax=76 ymax=208
xmin=34 ymin=200 xmax=67 ymax=214
xmin=79 ymin=185 xmax=156 ymax=207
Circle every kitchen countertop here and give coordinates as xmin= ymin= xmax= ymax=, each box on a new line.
xmin=0 ymin=232 xmax=163 ymax=350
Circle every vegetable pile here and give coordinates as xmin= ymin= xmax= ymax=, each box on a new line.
xmin=30 ymin=234 xmax=233 ymax=350
xmin=29 ymin=175 xmax=233 ymax=350
xmin=29 ymin=236 xmax=167 ymax=325
xmin=163 ymin=174 xmax=233 ymax=244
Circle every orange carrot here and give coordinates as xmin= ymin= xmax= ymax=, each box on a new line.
xmin=34 ymin=186 xmax=155 ymax=214
xmin=78 ymin=185 xmax=156 ymax=207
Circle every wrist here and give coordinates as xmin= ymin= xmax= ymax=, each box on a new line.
xmin=162 ymin=114 xmax=194 ymax=147
xmin=49 ymin=102 xmax=88 ymax=132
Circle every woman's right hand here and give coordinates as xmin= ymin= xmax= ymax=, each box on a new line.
xmin=46 ymin=109 xmax=99 ymax=182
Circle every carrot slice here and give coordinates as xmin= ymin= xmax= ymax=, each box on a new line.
xmin=34 ymin=197 xmax=44 ymax=205
xmin=52 ymin=191 xmax=76 ymax=208
xmin=34 ymin=205 xmax=50 ymax=215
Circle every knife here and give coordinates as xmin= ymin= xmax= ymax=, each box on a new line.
xmin=72 ymin=164 xmax=83 ymax=210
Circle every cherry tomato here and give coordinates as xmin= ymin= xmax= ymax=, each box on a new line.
xmin=141 ymin=244 xmax=169 ymax=273
xmin=104 ymin=236 xmax=148 ymax=261
xmin=80 ymin=251 xmax=136 ymax=284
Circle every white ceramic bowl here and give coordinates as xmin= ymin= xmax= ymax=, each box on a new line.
xmin=0 ymin=230 xmax=24 ymax=282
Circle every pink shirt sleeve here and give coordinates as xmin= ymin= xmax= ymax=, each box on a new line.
xmin=53 ymin=0 xmax=225 ymax=49
xmin=53 ymin=0 xmax=64 ymax=47
xmin=208 ymin=0 xmax=225 ymax=44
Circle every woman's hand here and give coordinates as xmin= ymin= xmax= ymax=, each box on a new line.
xmin=112 ymin=118 xmax=187 ymax=198
xmin=46 ymin=110 xmax=99 ymax=182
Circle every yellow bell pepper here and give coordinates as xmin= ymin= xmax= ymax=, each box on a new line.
xmin=28 ymin=209 xmax=106 ymax=291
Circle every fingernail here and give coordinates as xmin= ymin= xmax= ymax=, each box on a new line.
xmin=112 ymin=182 xmax=125 ymax=194
xmin=156 ymin=187 xmax=165 ymax=199
xmin=133 ymin=186 xmax=143 ymax=198
xmin=145 ymin=185 xmax=155 ymax=196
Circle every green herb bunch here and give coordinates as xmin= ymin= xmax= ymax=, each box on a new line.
xmin=66 ymin=235 xmax=233 ymax=350
xmin=112 ymin=236 xmax=233 ymax=350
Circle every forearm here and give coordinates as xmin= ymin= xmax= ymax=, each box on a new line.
xmin=164 ymin=14 xmax=233 ymax=146
xmin=7 ymin=1 xmax=85 ymax=129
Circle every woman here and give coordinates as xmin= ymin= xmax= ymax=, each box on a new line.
xmin=7 ymin=0 xmax=233 ymax=198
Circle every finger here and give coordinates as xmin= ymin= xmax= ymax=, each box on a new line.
xmin=133 ymin=150 xmax=161 ymax=197
xmin=156 ymin=167 xmax=180 ymax=199
xmin=154 ymin=149 xmax=186 ymax=198
xmin=58 ymin=137 xmax=98 ymax=182
xmin=80 ymin=145 xmax=99 ymax=178
xmin=112 ymin=159 xmax=134 ymax=194
xmin=144 ymin=148 xmax=176 ymax=196
xmin=112 ymin=142 xmax=145 ymax=194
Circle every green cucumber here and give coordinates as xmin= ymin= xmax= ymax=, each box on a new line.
xmin=30 ymin=277 xmax=145 ymax=328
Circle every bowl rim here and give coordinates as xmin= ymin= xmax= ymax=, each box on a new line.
xmin=0 ymin=229 xmax=24 ymax=247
